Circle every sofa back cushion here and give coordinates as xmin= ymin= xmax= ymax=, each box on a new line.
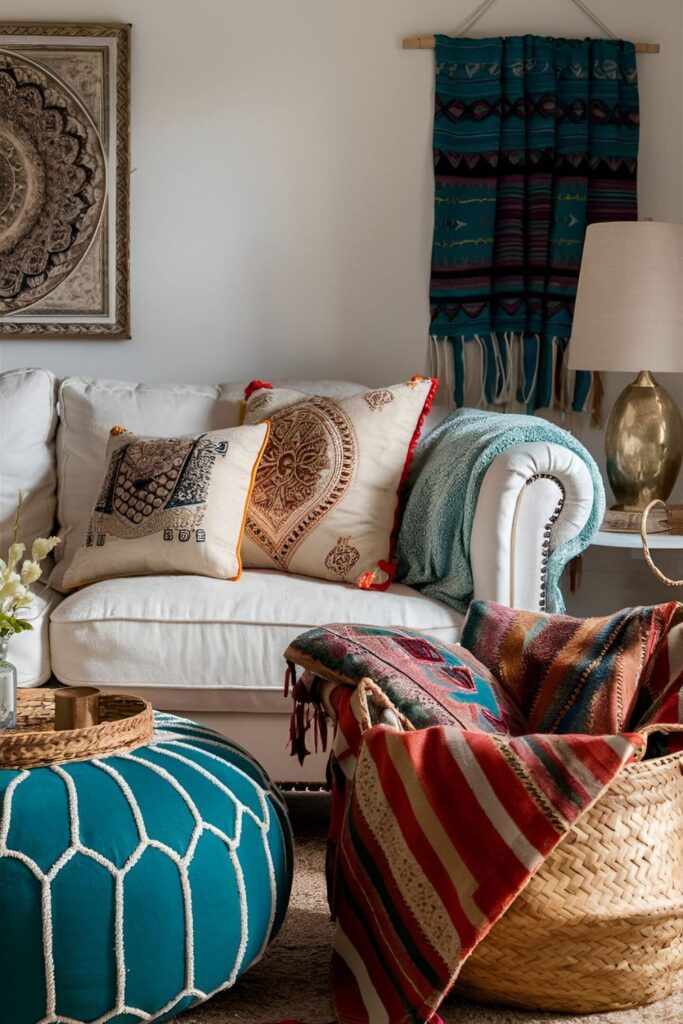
xmin=51 ymin=376 xmax=365 ymax=590
xmin=0 ymin=368 xmax=57 ymax=550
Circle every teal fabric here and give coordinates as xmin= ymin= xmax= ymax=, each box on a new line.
xmin=0 ymin=713 xmax=293 ymax=1024
xmin=430 ymin=35 xmax=639 ymax=412
xmin=396 ymin=407 xmax=605 ymax=613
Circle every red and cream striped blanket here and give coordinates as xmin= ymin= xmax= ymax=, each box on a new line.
xmin=285 ymin=602 xmax=683 ymax=1024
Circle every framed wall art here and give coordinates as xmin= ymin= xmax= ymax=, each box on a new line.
xmin=0 ymin=22 xmax=130 ymax=339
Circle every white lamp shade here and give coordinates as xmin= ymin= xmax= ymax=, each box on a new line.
xmin=568 ymin=221 xmax=683 ymax=373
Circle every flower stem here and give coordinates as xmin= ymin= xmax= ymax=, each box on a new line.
xmin=11 ymin=489 xmax=24 ymax=546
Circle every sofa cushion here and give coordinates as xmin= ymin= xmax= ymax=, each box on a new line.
xmin=51 ymin=377 xmax=366 ymax=591
xmin=242 ymin=378 xmax=437 ymax=589
xmin=285 ymin=624 xmax=526 ymax=734
xmin=0 ymin=368 xmax=57 ymax=550
xmin=49 ymin=571 xmax=462 ymax=710
xmin=63 ymin=422 xmax=270 ymax=588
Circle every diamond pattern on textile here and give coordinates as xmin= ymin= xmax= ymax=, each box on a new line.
xmin=395 ymin=636 xmax=444 ymax=662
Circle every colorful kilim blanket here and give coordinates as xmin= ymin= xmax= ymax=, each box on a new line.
xmin=430 ymin=35 xmax=639 ymax=412
xmin=285 ymin=606 xmax=683 ymax=1024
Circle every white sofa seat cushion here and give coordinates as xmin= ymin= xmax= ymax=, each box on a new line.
xmin=50 ymin=571 xmax=462 ymax=711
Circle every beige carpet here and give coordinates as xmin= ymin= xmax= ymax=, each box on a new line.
xmin=179 ymin=794 xmax=682 ymax=1024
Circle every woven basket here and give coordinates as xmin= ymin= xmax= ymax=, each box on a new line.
xmin=0 ymin=689 xmax=153 ymax=769
xmin=456 ymin=751 xmax=683 ymax=1012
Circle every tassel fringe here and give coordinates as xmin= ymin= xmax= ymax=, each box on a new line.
xmin=431 ymin=333 xmax=599 ymax=418
xmin=287 ymin=666 xmax=330 ymax=766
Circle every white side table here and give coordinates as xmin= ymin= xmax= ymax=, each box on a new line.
xmin=566 ymin=529 xmax=683 ymax=616
xmin=592 ymin=530 xmax=683 ymax=552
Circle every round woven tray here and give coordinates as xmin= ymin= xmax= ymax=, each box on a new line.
xmin=457 ymin=750 xmax=683 ymax=1012
xmin=0 ymin=689 xmax=154 ymax=769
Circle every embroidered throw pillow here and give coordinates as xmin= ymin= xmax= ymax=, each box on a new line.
xmin=62 ymin=422 xmax=270 ymax=588
xmin=285 ymin=623 xmax=526 ymax=735
xmin=241 ymin=377 xmax=437 ymax=589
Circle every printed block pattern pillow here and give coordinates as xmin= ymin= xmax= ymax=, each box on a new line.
xmin=63 ymin=422 xmax=269 ymax=588
xmin=242 ymin=377 xmax=437 ymax=589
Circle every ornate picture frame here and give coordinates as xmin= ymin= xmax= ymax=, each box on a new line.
xmin=0 ymin=22 xmax=130 ymax=339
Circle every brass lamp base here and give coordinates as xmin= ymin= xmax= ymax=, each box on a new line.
xmin=606 ymin=370 xmax=683 ymax=511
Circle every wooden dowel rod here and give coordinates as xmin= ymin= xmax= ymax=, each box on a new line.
xmin=402 ymin=36 xmax=659 ymax=53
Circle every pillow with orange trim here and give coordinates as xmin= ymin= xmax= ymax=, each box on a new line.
xmin=241 ymin=377 xmax=438 ymax=589
xmin=62 ymin=422 xmax=270 ymax=588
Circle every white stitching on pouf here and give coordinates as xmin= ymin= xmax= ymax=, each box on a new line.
xmin=0 ymin=716 xmax=287 ymax=1024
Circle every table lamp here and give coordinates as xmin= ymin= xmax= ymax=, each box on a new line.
xmin=569 ymin=221 xmax=683 ymax=510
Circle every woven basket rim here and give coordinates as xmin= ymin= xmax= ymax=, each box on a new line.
xmin=0 ymin=689 xmax=154 ymax=769
xmin=621 ymin=747 xmax=682 ymax=772
xmin=13 ymin=690 xmax=147 ymax=730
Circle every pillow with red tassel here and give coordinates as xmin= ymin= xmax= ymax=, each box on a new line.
xmin=242 ymin=377 xmax=438 ymax=590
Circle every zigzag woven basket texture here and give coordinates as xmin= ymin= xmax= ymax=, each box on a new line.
xmin=457 ymin=751 xmax=683 ymax=1012
xmin=0 ymin=688 xmax=153 ymax=769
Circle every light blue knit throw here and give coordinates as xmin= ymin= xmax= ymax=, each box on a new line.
xmin=396 ymin=408 xmax=605 ymax=614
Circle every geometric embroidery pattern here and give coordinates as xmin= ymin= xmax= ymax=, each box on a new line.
xmin=286 ymin=623 xmax=526 ymax=736
xmin=0 ymin=714 xmax=292 ymax=1024
xmin=395 ymin=636 xmax=443 ymax=662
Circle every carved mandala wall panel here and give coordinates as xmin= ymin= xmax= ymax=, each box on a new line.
xmin=0 ymin=24 xmax=130 ymax=338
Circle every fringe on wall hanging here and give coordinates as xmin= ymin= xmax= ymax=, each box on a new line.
xmin=429 ymin=34 xmax=639 ymax=415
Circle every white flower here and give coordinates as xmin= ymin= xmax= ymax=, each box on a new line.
xmin=7 ymin=542 xmax=25 ymax=573
xmin=31 ymin=537 xmax=60 ymax=562
xmin=20 ymin=560 xmax=42 ymax=586
xmin=0 ymin=493 xmax=57 ymax=636
xmin=0 ymin=573 xmax=27 ymax=604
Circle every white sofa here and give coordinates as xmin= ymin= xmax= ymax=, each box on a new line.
xmin=0 ymin=368 xmax=597 ymax=781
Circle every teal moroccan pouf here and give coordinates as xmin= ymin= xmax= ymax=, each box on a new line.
xmin=0 ymin=712 xmax=293 ymax=1024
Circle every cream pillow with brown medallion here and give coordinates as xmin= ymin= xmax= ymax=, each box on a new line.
xmin=63 ymin=422 xmax=270 ymax=588
xmin=241 ymin=377 xmax=438 ymax=589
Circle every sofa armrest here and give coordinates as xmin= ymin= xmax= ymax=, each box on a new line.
xmin=12 ymin=585 xmax=63 ymax=687
xmin=470 ymin=442 xmax=595 ymax=612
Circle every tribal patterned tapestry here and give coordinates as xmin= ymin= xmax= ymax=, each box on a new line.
xmin=430 ymin=35 xmax=639 ymax=412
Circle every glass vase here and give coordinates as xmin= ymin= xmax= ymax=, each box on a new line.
xmin=0 ymin=637 xmax=17 ymax=730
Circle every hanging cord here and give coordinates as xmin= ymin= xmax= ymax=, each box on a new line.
xmin=570 ymin=0 xmax=617 ymax=39
xmin=452 ymin=0 xmax=498 ymax=36
xmin=640 ymin=500 xmax=683 ymax=587
xmin=452 ymin=0 xmax=618 ymax=40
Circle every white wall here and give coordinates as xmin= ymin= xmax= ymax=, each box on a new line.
xmin=1 ymin=0 xmax=682 ymax=612
xmin=1 ymin=0 xmax=680 ymax=387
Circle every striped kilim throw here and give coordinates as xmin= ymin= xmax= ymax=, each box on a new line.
xmin=430 ymin=35 xmax=639 ymax=413
xmin=285 ymin=604 xmax=683 ymax=1024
